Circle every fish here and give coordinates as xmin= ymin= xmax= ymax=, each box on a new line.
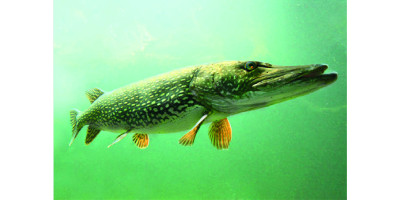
xmin=69 ymin=61 xmax=337 ymax=149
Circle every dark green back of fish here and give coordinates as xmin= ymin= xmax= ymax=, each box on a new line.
xmin=80 ymin=66 xmax=202 ymax=132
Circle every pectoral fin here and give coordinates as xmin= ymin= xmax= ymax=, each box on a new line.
xmin=132 ymin=133 xmax=149 ymax=149
xmin=179 ymin=114 xmax=208 ymax=146
xmin=107 ymin=132 xmax=128 ymax=148
xmin=85 ymin=126 xmax=100 ymax=145
xmin=208 ymin=118 xmax=232 ymax=150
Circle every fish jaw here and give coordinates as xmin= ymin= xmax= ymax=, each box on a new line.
xmin=190 ymin=61 xmax=337 ymax=115
xmin=247 ymin=63 xmax=337 ymax=109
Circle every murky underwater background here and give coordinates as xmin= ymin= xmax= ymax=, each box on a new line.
xmin=54 ymin=0 xmax=346 ymax=199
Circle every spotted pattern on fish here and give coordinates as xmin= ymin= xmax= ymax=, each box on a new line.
xmin=69 ymin=61 xmax=337 ymax=149
xmin=79 ymin=67 xmax=201 ymax=133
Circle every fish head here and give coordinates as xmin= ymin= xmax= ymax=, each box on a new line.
xmin=190 ymin=61 xmax=337 ymax=115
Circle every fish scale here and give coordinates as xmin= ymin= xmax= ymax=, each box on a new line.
xmin=81 ymin=67 xmax=201 ymax=133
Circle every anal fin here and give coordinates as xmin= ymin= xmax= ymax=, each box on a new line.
xmin=179 ymin=114 xmax=208 ymax=146
xmin=132 ymin=133 xmax=149 ymax=149
xmin=85 ymin=126 xmax=101 ymax=145
xmin=209 ymin=118 xmax=232 ymax=150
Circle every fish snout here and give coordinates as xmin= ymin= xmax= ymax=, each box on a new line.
xmin=314 ymin=64 xmax=328 ymax=71
xmin=302 ymin=64 xmax=329 ymax=78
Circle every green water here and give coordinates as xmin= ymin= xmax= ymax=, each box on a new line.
xmin=54 ymin=0 xmax=346 ymax=199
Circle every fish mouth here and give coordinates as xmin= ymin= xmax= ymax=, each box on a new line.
xmin=303 ymin=64 xmax=329 ymax=78
xmin=232 ymin=63 xmax=338 ymax=112
xmin=297 ymin=64 xmax=338 ymax=84
xmin=252 ymin=64 xmax=338 ymax=89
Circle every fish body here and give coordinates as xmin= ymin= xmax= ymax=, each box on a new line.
xmin=70 ymin=61 xmax=337 ymax=149
xmin=77 ymin=67 xmax=204 ymax=134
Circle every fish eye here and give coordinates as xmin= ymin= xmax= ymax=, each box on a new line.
xmin=244 ymin=61 xmax=257 ymax=71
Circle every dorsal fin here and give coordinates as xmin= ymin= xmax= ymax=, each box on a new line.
xmin=85 ymin=88 xmax=104 ymax=104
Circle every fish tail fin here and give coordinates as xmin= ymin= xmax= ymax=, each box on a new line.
xmin=69 ymin=109 xmax=84 ymax=146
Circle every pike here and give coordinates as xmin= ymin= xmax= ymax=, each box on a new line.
xmin=70 ymin=61 xmax=337 ymax=149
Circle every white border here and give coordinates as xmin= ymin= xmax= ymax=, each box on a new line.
xmin=2 ymin=0 xmax=400 ymax=199
xmin=348 ymin=0 xmax=400 ymax=199
xmin=0 ymin=0 xmax=53 ymax=199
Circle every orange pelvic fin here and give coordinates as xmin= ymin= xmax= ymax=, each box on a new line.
xmin=208 ymin=118 xmax=232 ymax=150
xmin=132 ymin=133 xmax=149 ymax=149
xmin=179 ymin=114 xmax=208 ymax=146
